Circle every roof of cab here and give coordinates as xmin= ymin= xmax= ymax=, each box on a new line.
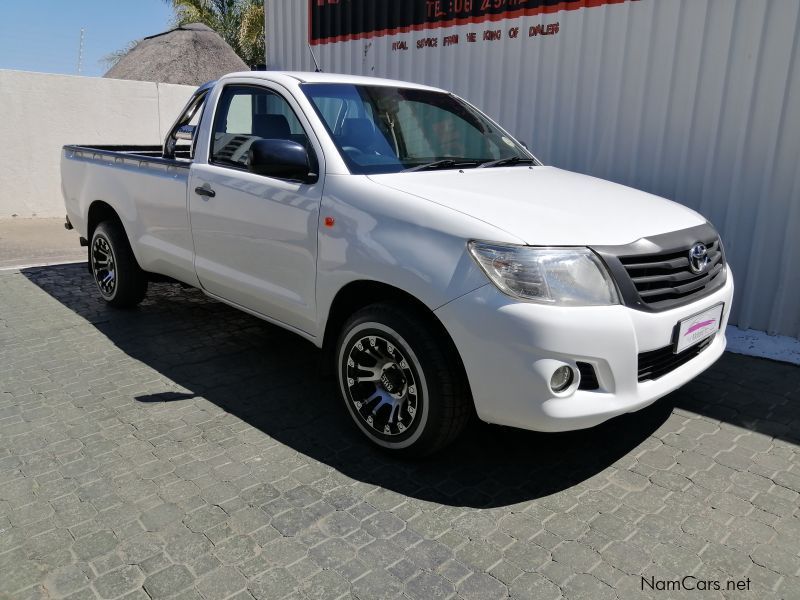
xmin=217 ymin=70 xmax=446 ymax=93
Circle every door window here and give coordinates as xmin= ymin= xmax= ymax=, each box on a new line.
xmin=210 ymin=85 xmax=310 ymax=170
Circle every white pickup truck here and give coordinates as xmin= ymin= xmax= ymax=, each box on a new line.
xmin=62 ymin=71 xmax=733 ymax=455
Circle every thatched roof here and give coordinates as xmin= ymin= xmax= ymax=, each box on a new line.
xmin=104 ymin=23 xmax=249 ymax=86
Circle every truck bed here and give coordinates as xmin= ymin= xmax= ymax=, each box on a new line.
xmin=61 ymin=142 xmax=197 ymax=284
xmin=63 ymin=144 xmax=193 ymax=166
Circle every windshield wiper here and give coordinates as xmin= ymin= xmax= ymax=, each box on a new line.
xmin=403 ymin=159 xmax=480 ymax=172
xmin=478 ymin=156 xmax=537 ymax=168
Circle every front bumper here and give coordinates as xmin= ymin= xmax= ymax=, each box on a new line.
xmin=435 ymin=272 xmax=734 ymax=432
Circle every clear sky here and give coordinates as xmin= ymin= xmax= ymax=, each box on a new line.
xmin=0 ymin=1 xmax=175 ymax=77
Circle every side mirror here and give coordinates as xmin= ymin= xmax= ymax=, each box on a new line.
xmin=248 ymin=139 xmax=317 ymax=183
xmin=175 ymin=124 xmax=196 ymax=141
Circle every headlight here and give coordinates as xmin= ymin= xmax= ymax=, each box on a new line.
xmin=468 ymin=241 xmax=619 ymax=306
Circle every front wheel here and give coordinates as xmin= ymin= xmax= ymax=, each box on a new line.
xmin=335 ymin=304 xmax=470 ymax=457
xmin=90 ymin=221 xmax=147 ymax=308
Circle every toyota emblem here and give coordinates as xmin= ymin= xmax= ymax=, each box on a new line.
xmin=689 ymin=243 xmax=709 ymax=274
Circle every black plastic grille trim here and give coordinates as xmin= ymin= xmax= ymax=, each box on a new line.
xmin=638 ymin=336 xmax=713 ymax=382
xmin=592 ymin=223 xmax=727 ymax=313
xmin=576 ymin=362 xmax=599 ymax=390
xmin=619 ymin=239 xmax=724 ymax=309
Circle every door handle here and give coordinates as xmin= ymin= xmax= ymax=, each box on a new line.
xmin=195 ymin=186 xmax=215 ymax=198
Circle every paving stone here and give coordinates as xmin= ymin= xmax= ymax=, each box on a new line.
xmin=562 ymin=573 xmax=617 ymax=600
xmin=551 ymin=541 xmax=601 ymax=572
xmin=751 ymin=543 xmax=800 ymax=576
xmin=72 ymin=530 xmax=119 ymax=561
xmin=143 ymin=564 xmax=195 ymax=599
xmin=700 ymin=542 xmax=754 ymax=577
xmin=183 ymin=506 xmax=228 ymax=533
xmin=723 ymin=518 xmax=776 ymax=551
xmin=649 ymin=542 xmax=703 ymax=576
xmin=140 ymin=503 xmax=184 ymax=532
xmin=195 ymin=566 xmax=247 ymax=600
xmin=350 ymin=569 xmax=403 ymax=600
xmin=44 ymin=564 xmax=91 ymax=597
xmin=165 ymin=532 xmax=213 ymax=563
xmin=118 ymin=532 xmax=164 ymax=564
xmin=543 ymin=513 xmax=588 ymax=540
xmin=505 ymin=541 xmax=550 ymax=572
xmin=247 ymin=568 xmax=296 ymax=600
xmin=227 ymin=508 xmax=271 ymax=535
xmin=601 ymin=541 xmax=652 ymax=575
xmin=61 ymin=588 xmax=99 ymax=600
xmin=319 ymin=511 xmax=360 ymax=538
xmin=308 ymin=538 xmax=355 ymax=569
xmin=0 ymin=559 xmax=46 ymax=595
xmin=361 ymin=511 xmax=406 ymax=539
xmin=302 ymin=568 xmax=350 ymax=600
xmin=93 ymin=565 xmax=144 ymax=599
xmin=271 ymin=508 xmax=320 ymax=537
xmin=776 ymin=574 xmax=800 ymax=598
xmin=189 ymin=553 xmax=221 ymax=578
xmin=404 ymin=571 xmax=454 ymax=600
xmin=212 ymin=535 xmax=258 ymax=566
xmin=456 ymin=572 xmax=508 ymax=600
xmin=408 ymin=539 xmax=453 ymax=571
xmin=387 ymin=557 xmax=419 ymax=582
xmin=509 ymin=572 xmax=562 ymax=600
xmin=590 ymin=561 xmax=626 ymax=589
xmin=262 ymin=538 xmax=307 ymax=568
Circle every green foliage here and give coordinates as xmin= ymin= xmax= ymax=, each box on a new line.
xmin=166 ymin=0 xmax=265 ymax=66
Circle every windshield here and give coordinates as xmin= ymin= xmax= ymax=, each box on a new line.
xmin=301 ymin=83 xmax=533 ymax=175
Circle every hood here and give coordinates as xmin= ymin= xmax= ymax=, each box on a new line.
xmin=368 ymin=166 xmax=705 ymax=246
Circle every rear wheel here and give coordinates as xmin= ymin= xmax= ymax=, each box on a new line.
xmin=90 ymin=221 xmax=147 ymax=308
xmin=336 ymin=303 xmax=470 ymax=457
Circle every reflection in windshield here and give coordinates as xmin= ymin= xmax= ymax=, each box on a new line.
xmin=301 ymin=83 xmax=533 ymax=175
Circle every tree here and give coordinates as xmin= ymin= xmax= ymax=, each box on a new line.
xmin=165 ymin=0 xmax=265 ymax=67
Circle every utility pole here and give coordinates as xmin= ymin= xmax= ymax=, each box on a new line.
xmin=77 ymin=28 xmax=85 ymax=75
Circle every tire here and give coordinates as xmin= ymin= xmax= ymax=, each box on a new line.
xmin=335 ymin=303 xmax=471 ymax=457
xmin=90 ymin=221 xmax=147 ymax=308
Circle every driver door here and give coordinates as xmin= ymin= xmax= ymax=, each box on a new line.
xmin=189 ymin=83 xmax=323 ymax=335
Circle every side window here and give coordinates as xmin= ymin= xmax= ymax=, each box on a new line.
xmin=210 ymin=85 xmax=310 ymax=169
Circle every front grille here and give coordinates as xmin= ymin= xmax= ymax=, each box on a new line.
xmin=618 ymin=239 xmax=725 ymax=310
xmin=638 ymin=336 xmax=713 ymax=382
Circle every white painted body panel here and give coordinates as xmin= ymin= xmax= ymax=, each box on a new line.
xmin=61 ymin=70 xmax=735 ymax=433
xmin=370 ymin=167 xmax=705 ymax=246
xmin=60 ymin=150 xmax=199 ymax=287
xmin=188 ymin=75 xmax=327 ymax=334
xmin=437 ymin=275 xmax=733 ymax=431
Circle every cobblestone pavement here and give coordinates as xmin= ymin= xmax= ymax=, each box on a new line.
xmin=1 ymin=264 xmax=799 ymax=600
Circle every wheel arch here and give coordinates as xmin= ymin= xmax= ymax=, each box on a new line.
xmin=322 ymin=280 xmax=472 ymax=400
xmin=86 ymin=200 xmax=147 ymax=276
xmin=87 ymin=200 xmax=123 ymax=239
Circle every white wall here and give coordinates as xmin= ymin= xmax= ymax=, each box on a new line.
xmin=267 ymin=0 xmax=800 ymax=339
xmin=0 ymin=70 xmax=194 ymax=218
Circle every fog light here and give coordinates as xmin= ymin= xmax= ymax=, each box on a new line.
xmin=550 ymin=366 xmax=574 ymax=393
